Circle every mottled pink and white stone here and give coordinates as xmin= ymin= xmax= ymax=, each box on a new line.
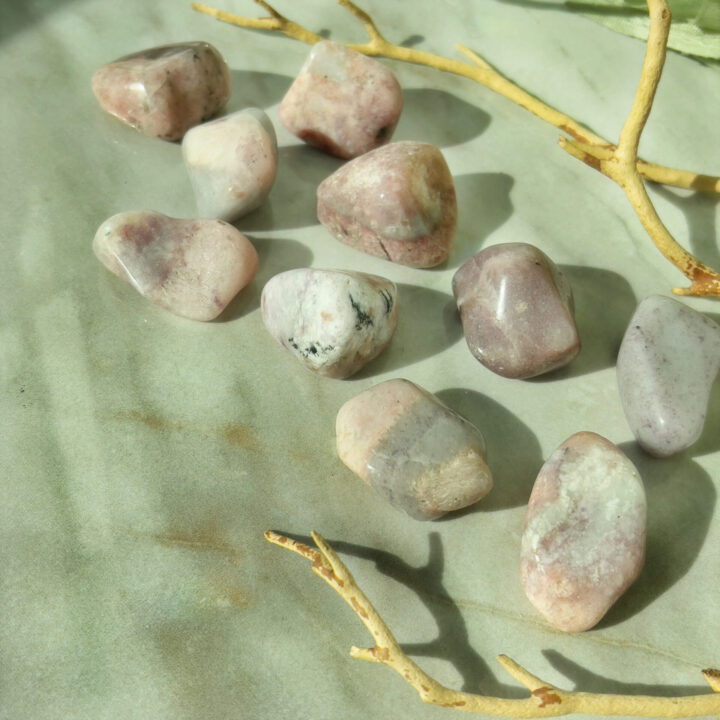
xmin=183 ymin=108 xmax=278 ymax=221
xmin=91 ymin=42 xmax=231 ymax=141
xmin=261 ymin=269 xmax=398 ymax=379
xmin=278 ymin=40 xmax=402 ymax=159
xmin=317 ymin=142 xmax=456 ymax=268
xmin=452 ymin=243 xmax=580 ymax=378
xmin=520 ymin=432 xmax=646 ymax=632
xmin=93 ymin=211 xmax=257 ymax=321
xmin=336 ymin=379 xmax=492 ymax=519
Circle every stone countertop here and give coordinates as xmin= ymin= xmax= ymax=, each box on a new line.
xmin=1 ymin=1 xmax=719 ymax=718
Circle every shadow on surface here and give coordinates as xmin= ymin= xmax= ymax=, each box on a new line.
xmin=225 ymin=69 xmax=291 ymax=113
xmin=692 ymin=311 xmax=720 ymax=457
xmin=599 ymin=442 xmax=715 ymax=628
xmin=0 ymin=0 xmax=80 ymax=40
xmin=436 ymin=388 xmax=542 ymax=511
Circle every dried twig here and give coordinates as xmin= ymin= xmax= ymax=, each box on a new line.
xmin=265 ymin=530 xmax=720 ymax=718
xmin=192 ymin=0 xmax=720 ymax=296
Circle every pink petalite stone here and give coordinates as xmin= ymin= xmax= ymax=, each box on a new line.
xmin=278 ymin=40 xmax=402 ymax=159
xmin=93 ymin=211 xmax=258 ymax=321
xmin=452 ymin=243 xmax=580 ymax=378
xmin=91 ymin=42 xmax=231 ymax=141
xmin=520 ymin=432 xmax=646 ymax=632
xmin=317 ymin=142 xmax=456 ymax=268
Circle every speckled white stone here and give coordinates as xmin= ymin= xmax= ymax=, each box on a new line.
xmin=182 ymin=108 xmax=278 ymax=221
xmin=617 ymin=295 xmax=720 ymax=457
xmin=520 ymin=432 xmax=646 ymax=632
xmin=261 ymin=269 xmax=398 ymax=378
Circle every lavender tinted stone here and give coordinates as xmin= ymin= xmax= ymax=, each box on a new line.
xmin=317 ymin=142 xmax=456 ymax=268
xmin=617 ymin=295 xmax=720 ymax=457
xmin=91 ymin=42 xmax=231 ymax=141
xmin=278 ymin=40 xmax=402 ymax=159
xmin=521 ymin=432 xmax=646 ymax=632
xmin=452 ymin=243 xmax=579 ymax=378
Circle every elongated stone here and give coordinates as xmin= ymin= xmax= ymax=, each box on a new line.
xmin=278 ymin=40 xmax=402 ymax=159
xmin=317 ymin=142 xmax=456 ymax=268
xmin=336 ymin=379 xmax=492 ymax=519
xmin=617 ymin=295 xmax=720 ymax=457
xmin=452 ymin=243 xmax=579 ymax=378
xmin=93 ymin=211 xmax=257 ymax=321
xmin=520 ymin=432 xmax=646 ymax=632
xmin=261 ymin=269 xmax=398 ymax=379
xmin=183 ymin=108 xmax=278 ymax=221
xmin=91 ymin=42 xmax=231 ymax=141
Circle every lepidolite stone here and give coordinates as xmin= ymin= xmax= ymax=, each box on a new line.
xmin=520 ymin=432 xmax=646 ymax=632
xmin=91 ymin=42 xmax=231 ymax=141
xmin=317 ymin=142 xmax=456 ymax=268
xmin=336 ymin=379 xmax=492 ymax=519
xmin=183 ymin=108 xmax=278 ymax=221
xmin=617 ymin=295 xmax=720 ymax=457
xmin=452 ymin=243 xmax=579 ymax=378
xmin=261 ymin=269 xmax=398 ymax=379
xmin=278 ymin=40 xmax=402 ymax=159
xmin=93 ymin=211 xmax=257 ymax=321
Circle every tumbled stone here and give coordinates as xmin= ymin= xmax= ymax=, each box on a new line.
xmin=278 ymin=40 xmax=402 ymax=159
xmin=617 ymin=295 xmax=720 ymax=457
xmin=183 ymin=108 xmax=278 ymax=221
xmin=261 ymin=269 xmax=398 ymax=379
xmin=520 ymin=432 xmax=646 ymax=632
xmin=317 ymin=142 xmax=456 ymax=268
xmin=452 ymin=243 xmax=579 ymax=378
xmin=336 ymin=379 xmax=492 ymax=519
xmin=91 ymin=42 xmax=231 ymax=141
xmin=93 ymin=210 xmax=257 ymax=321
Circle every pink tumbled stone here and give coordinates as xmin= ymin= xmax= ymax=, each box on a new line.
xmin=278 ymin=40 xmax=402 ymax=159
xmin=520 ymin=432 xmax=646 ymax=632
xmin=93 ymin=211 xmax=258 ymax=321
xmin=91 ymin=42 xmax=231 ymax=141
xmin=317 ymin=141 xmax=456 ymax=268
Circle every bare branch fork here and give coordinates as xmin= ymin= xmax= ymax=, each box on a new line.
xmin=192 ymin=0 xmax=720 ymax=297
xmin=265 ymin=531 xmax=720 ymax=718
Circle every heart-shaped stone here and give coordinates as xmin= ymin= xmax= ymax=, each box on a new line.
xmin=316 ymin=141 xmax=456 ymax=268
xmin=183 ymin=108 xmax=278 ymax=221
xmin=93 ymin=211 xmax=257 ymax=321
xmin=91 ymin=42 xmax=231 ymax=141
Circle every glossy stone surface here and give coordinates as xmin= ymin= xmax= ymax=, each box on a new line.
xmin=261 ymin=269 xmax=397 ymax=379
xmin=93 ymin=211 xmax=257 ymax=321
xmin=336 ymin=379 xmax=492 ymax=519
xmin=91 ymin=42 xmax=231 ymax=141
xmin=452 ymin=243 xmax=579 ymax=378
xmin=183 ymin=108 xmax=278 ymax=221
xmin=278 ymin=40 xmax=402 ymax=159
xmin=521 ymin=432 xmax=646 ymax=632
xmin=617 ymin=295 xmax=720 ymax=457
xmin=317 ymin=142 xmax=456 ymax=268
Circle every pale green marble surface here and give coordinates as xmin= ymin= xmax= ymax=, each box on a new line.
xmin=1 ymin=1 xmax=719 ymax=718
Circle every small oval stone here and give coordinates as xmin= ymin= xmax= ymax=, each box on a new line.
xmin=317 ymin=141 xmax=456 ymax=268
xmin=93 ymin=211 xmax=257 ymax=321
xmin=617 ymin=295 xmax=720 ymax=457
xmin=520 ymin=432 xmax=646 ymax=632
xmin=261 ymin=269 xmax=398 ymax=379
xmin=452 ymin=243 xmax=579 ymax=378
xmin=336 ymin=379 xmax=493 ymax=519
xmin=91 ymin=42 xmax=231 ymax=141
xmin=278 ymin=40 xmax=402 ymax=159
xmin=183 ymin=108 xmax=278 ymax=221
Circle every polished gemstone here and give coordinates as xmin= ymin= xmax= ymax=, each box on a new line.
xmin=317 ymin=141 xmax=456 ymax=268
xmin=336 ymin=379 xmax=492 ymax=519
xmin=91 ymin=42 xmax=231 ymax=141
xmin=278 ymin=40 xmax=402 ymax=159
xmin=617 ymin=295 xmax=720 ymax=457
xmin=520 ymin=432 xmax=646 ymax=632
xmin=452 ymin=243 xmax=579 ymax=378
xmin=93 ymin=211 xmax=257 ymax=321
